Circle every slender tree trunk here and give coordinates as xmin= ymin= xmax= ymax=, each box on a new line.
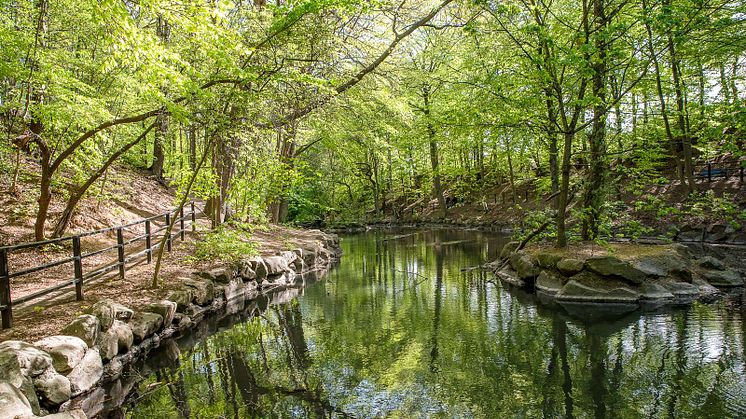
xmin=666 ymin=18 xmax=695 ymax=194
xmin=423 ymin=86 xmax=446 ymax=219
xmin=581 ymin=0 xmax=609 ymax=241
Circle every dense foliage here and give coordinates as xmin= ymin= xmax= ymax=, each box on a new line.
xmin=1 ymin=0 xmax=744 ymax=247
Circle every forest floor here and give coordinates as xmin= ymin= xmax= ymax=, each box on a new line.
xmin=0 ymin=157 xmax=333 ymax=342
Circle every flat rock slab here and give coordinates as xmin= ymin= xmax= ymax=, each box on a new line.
xmin=557 ymin=258 xmax=584 ymax=276
xmin=536 ymin=270 xmax=563 ymax=295
xmin=586 ymin=256 xmax=647 ymax=284
xmin=557 ymin=279 xmax=640 ymax=303
xmin=143 ymin=300 xmax=177 ymax=327
xmin=701 ymin=269 xmax=743 ymax=287
xmin=33 ymin=336 xmax=87 ymax=374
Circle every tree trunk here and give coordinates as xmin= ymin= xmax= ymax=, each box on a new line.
xmin=423 ymin=86 xmax=446 ymax=219
xmin=581 ymin=0 xmax=609 ymax=241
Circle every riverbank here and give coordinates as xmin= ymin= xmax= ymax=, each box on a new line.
xmin=0 ymin=229 xmax=341 ymax=418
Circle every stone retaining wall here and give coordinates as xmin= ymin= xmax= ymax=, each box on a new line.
xmin=0 ymin=231 xmax=341 ymax=418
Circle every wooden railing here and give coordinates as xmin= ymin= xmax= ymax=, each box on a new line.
xmin=0 ymin=202 xmax=197 ymax=329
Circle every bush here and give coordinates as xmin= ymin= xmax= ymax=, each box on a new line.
xmin=190 ymin=224 xmax=258 ymax=263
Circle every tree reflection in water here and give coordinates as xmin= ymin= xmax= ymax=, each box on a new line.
xmin=124 ymin=229 xmax=746 ymax=418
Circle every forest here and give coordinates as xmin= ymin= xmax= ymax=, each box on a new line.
xmin=0 ymin=0 xmax=744 ymax=247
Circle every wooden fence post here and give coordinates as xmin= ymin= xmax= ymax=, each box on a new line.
xmin=191 ymin=201 xmax=196 ymax=232
xmin=145 ymin=220 xmax=152 ymax=263
xmin=165 ymin=213 xmax=172 ymax=252
xmin=72 ymin=237 xmax=84 ymax=301
xmin=116 ymin=228 xmax=125 ymax=280
xmin=707 ymin=163 xmax=712 ymax=182
xmin=0 ymin=248 xmax=12 ymax=329
xmin=740 ymin=166 xmax=744 ymax=183
xmin=179 ymin=207 xmax=185 ymax=241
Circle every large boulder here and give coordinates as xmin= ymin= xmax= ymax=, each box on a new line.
xmin=660 ymin=280 xmax=700 ymax=304
xmin=536 ymin=270 xmax=563 ymax=295
xmin=557 ymin=279 xmax=640 ymax=303
xmin=129 ymin=312 xmax=164 ymax=342
xmin=95 ymin=320 xmax=132 ymax=361
xmin=33 ymin=368 xmax=71 ymax=407
xmin=183 ymin=279 xmax=215 ymax=305
xmin=0 ymin=380 xmax=33 ymax=418
xmin=248 ymin=257 xmax=268 ymax=279
xmin=500 ymin=241 xmax=520 ymax=260
xmin=0 ymin=341 xmax=53 ymax=378
xmin=628 ymin=251 xmax=689 ymax=279
xmin=698 ymin=256 xmax=725 ymax=271
xmin=556 ymin=258 xmax=585 ymax=276
xmin=221 ymin=278 xmax=246 ymax=301
xmin=33 ymin=336 xmax=87 ymax=374
xmin=701 ymin=269 xmax=743 ymax=287
xmin=263 ymin=256 xmax=290 ymax=276
xmin=165 ymin=289 xmax=194 ymax=313
xmin=639 ymin=282 xmax=675 ymax=302
xmin=60 ymin=315 xmax=100 ymax=348
xmin=535 ymin=252 xmax=563 ymax=269
xmin=66 ymin=349 xmax=103 ymax=396
xmin=509 ymin=252 xmax=539 ymax=280
xmin=198 ymin=267 xmax=233 ymax=284
xmin=90 ymin=300 xmax=133 ymax=331
xmin=143 ymin=300 xmax=177 ymax=327
xmin=585 ymin=256 xmax=647 ymax=284
xmin=42 ymin=409 xmax=87 ymax=419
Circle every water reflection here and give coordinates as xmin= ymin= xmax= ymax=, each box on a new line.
xmin=122 ymin=228 xmax=746 ymax=418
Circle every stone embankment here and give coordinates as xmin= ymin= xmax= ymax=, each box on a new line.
xmin=0 ymin=231 xmax=341 ymax=418
xmin=495 ymin=242 xmax=745 ymax=310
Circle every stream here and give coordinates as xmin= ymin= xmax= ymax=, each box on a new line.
xmin=118 ymin=228 xmax=746 ymax=418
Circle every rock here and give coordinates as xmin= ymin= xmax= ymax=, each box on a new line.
xmin=90 ymin=300 xmax=133 ymax=331
xmin=556 ymin=258 xmax=585 ymax=276
xmin=43 ymin=409 xmax=87 ymax=419
xmin=509 ymin=252 xmax=539 ymax=280
xmin=585 ymin=256 xmax=647 ymax=284
xmin=536 ymin=270 xmax=563 ymax=295
xmin=661 ymin=280 xmax=700 ymax=304
xmin=33 ymin=368 xmax=71 ymax=406
xmin=701 ymin=269 xmax=743 ymax=287
xmin=183 ymin=279 xmax=215 ymax=305
xmin=94 ymin=328 xmax=118 ymax=362
xmin=129 ymin=312 xmax=164 ymax=343
xmin=557 ymin=279 xmax=640 ymax=303
xmin=239 ymin=262 xmax=256 ymax=280
xmin=691 ymin=276 xmax=720 ymax=301
xmin=629 ymin=252 xmax=689 ymax=279
xmin=0 ymin=341 xmax=53 ymax=378
xmin=640 ymin=283 xmax=674 ymax=302
xmin=34 ymin=336 xmax=87 ymax=374
xmin=67 ymin=350 xmax=103 ymax=396
xmin=698 ymin=256 xmax=725 ymax=271
xmin=263 ymin=256 xmax=290 ymax=276
xmin=166 ymin=289 xmax=193 ymax=313
xmin=221 ymin=278 xmax=246 ymax=301
xmin=500 ymin=241 xmax=520 ymax=260
xmin=60 ymin=315 xmax=100 ymax=348
xmin=198 ymin=267 xmax=233 ymax=284
xmin=249 ymin=257 xmax=268 ymax=279
xmin=535 ymin=252 xmax=562 ymax=269
xmin=0 ymin=380 xmax=33 ymax=418
xmin=495 ymin=268 xmax=525 ymax=287
xmin=95 ymin=320 xmax=132 ymax=361
xmin=143 ymin=300 xmax=177 ymax=327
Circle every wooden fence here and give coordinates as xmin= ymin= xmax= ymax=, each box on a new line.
xmin=0 ymin=202 xmax=197 ymax=329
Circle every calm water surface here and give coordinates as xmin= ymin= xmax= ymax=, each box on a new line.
xmin=124 ymin=229 xmax=746 ymax=418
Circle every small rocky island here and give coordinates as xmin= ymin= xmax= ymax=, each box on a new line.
xmin=495 ymin=242 xmax=745 ymax=310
